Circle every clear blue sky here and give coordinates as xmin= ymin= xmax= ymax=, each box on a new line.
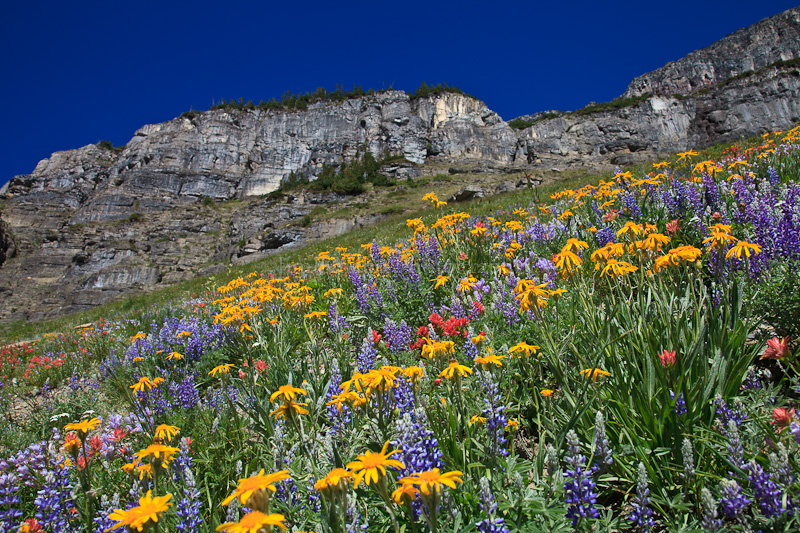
xmin=1 ymin=0 xmax=797 ymax=184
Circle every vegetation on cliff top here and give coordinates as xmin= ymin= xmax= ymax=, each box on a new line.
xmin=180 ymin=83 xmax=471 ymax=118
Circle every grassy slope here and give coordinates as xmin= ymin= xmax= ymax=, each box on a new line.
xmin=0 ymin=134 xmax=753 ymax=342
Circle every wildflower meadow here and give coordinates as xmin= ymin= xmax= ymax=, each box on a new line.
xmin=2 ymin=127 xmax=800 ymax=532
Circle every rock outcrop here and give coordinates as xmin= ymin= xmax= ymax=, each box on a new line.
xmin=623 ymin=7 xmax=800 ymax=98
xmin=2 ymin=6 xmax=800 ymax=322
xmin=0 ymin=220 xmax=15 ymax=268
xmin=519 ymin=62 xmax=800 ymax=166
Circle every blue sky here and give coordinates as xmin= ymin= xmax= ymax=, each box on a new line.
xmin=1 ymin=0 xmax=797 ymax=184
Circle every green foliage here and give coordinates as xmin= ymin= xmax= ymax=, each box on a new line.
xmin=4 ymin=128 xmax=800 ymax=532
xmin=748 ymin=259 xmax=800 ymax=338
xmin=508 ymin=113 xmax=560 ymax=130
xmin=96 ymin=140 xmax=125 ymax=152
xmin=283 ymin=170 xmax=309 ymax=189
xmin=210 ymin=84 xmax=383 ymax=114
xmin=127 ymin=212 xmax=143 ymax=223
xmin=405 ymin=176 xmax=430 ymax=188
xmin=379 ymin=206 xmax=404 ymax=216
xmin=307 ymin=151 xmax=395 ymax=195
xmin=408 ymin=81 xmax=470 ymax=100
xmin=202 ymin=196 xmax=215 ymax=207
xmin=508 ymin=118 xmax=535 ymax=130
xmin=572 ymin=93 xmax=652 ymax=116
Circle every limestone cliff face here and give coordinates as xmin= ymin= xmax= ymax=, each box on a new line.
xmin=5 ymin=91 xmax=518 ymax=223
xmin=623 ymin=6 xmax=800 ymax=98
xmin=2 ymin=6 xmax=800 ymax=322
xmin=520 ymin=63 xmax=800 ymax=166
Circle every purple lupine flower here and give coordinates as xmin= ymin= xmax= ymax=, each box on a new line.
xmin=173 ymin=438 xmax=203 ymax=533
xmin=769 ymin=442 xmax=794 ymax=486
xmin=328 ymin=302 xmax=349 ymax=335
xmin=69 ymin=371 xmax=82 ymax=391
xmin=629 ymin=462 xmax=655 ymax=532
xmin=767 ymin=166 xmax=780 ymax=188
xmin=700 ymin=487 xmax=722 ymax=532
xmin=34 ymin=464 xmax=73 ymax=531
xmin=563 ymin=430 xmax=599 ymax=526
xmin=346 ymin=493 xmax=367 ymax=533
xmin=670 ymin=390 xmax=686 ymax=417
xmin=742 ymin=367 xmax=768 ymax=390
xmin=417 ymin=235 xmax=441 ymax=271
xmin=393 ymin=376 xmax=416 ymax=416
xmin=716 ymin=396 xmax=746 ymax=428
xmin=0 ymin=472 xmax=22 ymax=531
xmin=370 ymin=239 xmax=382 ymax=265
xmin=170 ymin=374 xmax=201 ymax=410
xmin=681 ymin=438 xmax=695 ymax=481
xmin=144 ymin=384 xmax=171 ymax=416
xmin=719 ymin=479 xmax=750 ymax=522
xmin=306 ymin=477 xmax=321 ymax=513
xmin=595 ymin=225 xmax=616 ymax=246
xmin=9 ymin=441 xmax=51 ymax=487
xmin=383 ymin=319 xmax=413 ymax=354
xmin=365 ymin=275 xmax=385 ymax=316
xmin=349 ymin=268 xmax=371 ymax=314
xmin=393 ymin=408 xmax=443 ymax=477
xmin=702 ymin=174 xmax=723 ymax=213
xmin=748 ymin=459 xmax=787 ymax=518
xmin=463 ymin=336 xmax=479 ymax=361
xmin=275 ymin=474 xmax=301 ymax=513
xmin=790 ymin=421 xmax=800 ymax=445
xmin=491 ymin=277 xmax=522 ymax=326
xmin=621 ymin=191 xmax=643 ymax=220
xmin=476 ymin=476 xmax=509 ymax=533
xmin=447 ymin=295 xmax=467 ymax=319
xmin=357 ymin=334 xmax=377 ymax=373
xmin=659 ymin=185 xmax=681 ymax=217
xmin=593 ymin=411 xmax=613 ymax=470
xmin=479 ymin=371 xmax=508 ymax=458
xmin=724 ymin=419 xmax=745 ymax=469
xmin=205 ymin=385 xmax=239 ymax=412
xmin=534 ymin=257 xmax=557 ymax=284
xmin=94 ymin=493 xmax=121 ymax=533
xmin=41 ymin=378 xmax=53 ymax=412
xmin=681 ymin=180 xmax=705 ymax=218
xmin=326 ymin=360 xmax=350 ymax=436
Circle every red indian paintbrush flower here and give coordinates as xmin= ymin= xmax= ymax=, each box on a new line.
xmin=761 ymin=337 xmax=791 ymax=360
xmin=659 ymin=350 xmax=676 ymax=368
xmin=772 ymin=407 xmax=795 ymax=430
xmin=666 ymin=220 xmax=679 ymax=236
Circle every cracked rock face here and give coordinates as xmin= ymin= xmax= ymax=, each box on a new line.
xmin=2 ymin=7 xmax=800 ymax=321
xmin=624 ymin=6 xmax=800 ymax=98
xmin=0 ymin=220 xmax=15 ymax=268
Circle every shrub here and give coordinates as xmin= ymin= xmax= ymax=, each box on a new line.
xmin=572 ymin=93 xmax=652 ymax=116
xmin=308 ymin=151 xmax=395 ymax=195
xmin=96 ymin=140 xmax=125 ymax=152
xmin=408 ymin=81 xmax=470 ymax=100
xmin=509 ymin=118 xmax=535 ymax=129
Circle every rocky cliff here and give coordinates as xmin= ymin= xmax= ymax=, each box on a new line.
xmin=623 ymin=6 xmax=800 ymax=98
xmin=519 ymin=61 xmax=800 ymax=167
xmin=2 ymin=6 xmax=800 ymax=322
